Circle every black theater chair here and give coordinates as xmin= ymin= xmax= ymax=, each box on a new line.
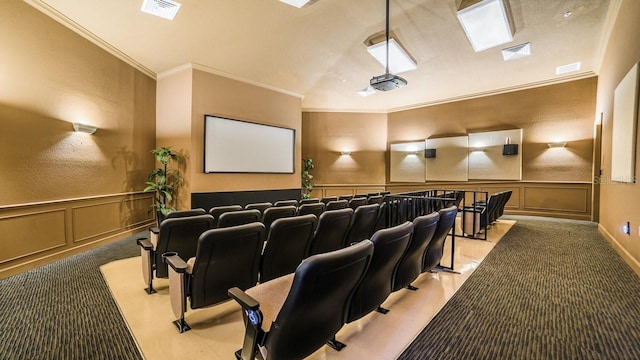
xmin=392 ymin=212 xmax=439 ymax=292
xmin=343 ymin=203 xmax=380 ymax=246
xmin=348 ymin=197 xmax=368 ymax=210
xmin=422 ymin=206 xmax=458 ymax=273
xmin=367 ymin=195 xmax=384 ymax=205
xmin=308 ymin=208 xmax=354 ymax=256
xmin=320 ymin=196 xmax=338 ymax=204
xmin=261 ymin=205 xmax=297 ymax=234
xmin=330 ymin=222 xmax=413 ymax=350
xmin=259 ymin=214 xmax=317 ymax=282
xmin=274 ymin=199 xmax=298 ymax=207
xmin=299 ymin=198 xmax=320 ymax=205
xmin=338 ymin=195 xmax=354 ymax=201
xmin=164 ymin=222 xmax=265 ymax=333
xmin=244 ymin=202 xmax=272 ymax=214
xmin=297 ymin=202 xmax=325 ymax=218
xmin=217 ymin=209 xmax=262 ymax=228
xmin=325 ymin=199 xmax=348 ymax=210
xmin=148 ymin=208 xmax=207 ymax=245
xmin=209 ymin=205 xmax=243 ymax=228
xmin=496 ymin=190 xmax=512 ymax=220
xmin=229 ymin=240 xmax=374 ymax=360
xmin=137 ymin=214 xmax=215 ymax=295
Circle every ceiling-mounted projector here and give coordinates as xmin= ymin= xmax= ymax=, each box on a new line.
xmin=370 ymin=73 xmax=407 ymax=91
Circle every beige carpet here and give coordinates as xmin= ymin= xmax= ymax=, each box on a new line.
xmin=101 ymin=220 xmax=515 ymax=360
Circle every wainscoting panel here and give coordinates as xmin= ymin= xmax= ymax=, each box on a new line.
xmin=0 ymin=209 xmax=66 ymax=264
xmin=523 ymin=186 xmax=589 ymax=213
xmin=72 ymin=201 xmax=122 ymax=243
xmin=0 ymin=192 xmax=155 ymax=279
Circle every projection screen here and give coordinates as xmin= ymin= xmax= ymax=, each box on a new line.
xmin=204 ymin=115 xmax=295 ymax=173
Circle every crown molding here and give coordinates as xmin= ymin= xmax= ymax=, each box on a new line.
xmin=593 ymin=0 xmax=623 ymax=74
xmin=189 ymin=63 xmax=304 ymax=99
xmin=387 ymin=71 xmax=597 ymax=113
xmin=25 ymin=0 xmax=156 ymax=79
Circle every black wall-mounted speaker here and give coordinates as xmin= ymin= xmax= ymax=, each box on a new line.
xmin=503 ymin=144 xmax=518 ymax=155
xmin=424 ymin=148 xmax=436 ymax=158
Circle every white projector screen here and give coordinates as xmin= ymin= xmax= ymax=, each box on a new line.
xmin=204 ymin=115 xmax=295 ymax=173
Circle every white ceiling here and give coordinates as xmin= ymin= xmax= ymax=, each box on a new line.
xmin=27 ymin=0 xmax=612 ymax=112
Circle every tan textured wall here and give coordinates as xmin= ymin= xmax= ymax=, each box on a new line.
xmin=387 ymin=78 xmax=598 ymax=182
xmin=302 ymin=112 xmax=387 ymax=186
xmin=190 ymin=70 xmax=302 ymax=193
xmin=156 ymin=68 xmax=193 ymax=210
xmin=0 ymin=1 xmax=156 ymax=278
xmin=596 ymin=0 xmax=640 ymax=274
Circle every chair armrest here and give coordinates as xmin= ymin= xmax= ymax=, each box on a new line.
xmin=150 ymin=226 xmax=159 ymax=234
xmin=137 ymin=238 xmax=153 ymax=250
xmin=229 ymin=287 xmax=260 ymax=311
xmin=165 ymin=254 xmax=188 ymax=274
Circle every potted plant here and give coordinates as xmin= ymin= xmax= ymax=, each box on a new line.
xmin=144 ymin=146 xmax=182 ymax=224
xmin=301 ymin=158 xmax=314 ymax=199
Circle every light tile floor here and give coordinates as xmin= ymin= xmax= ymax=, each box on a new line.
xmin=101 ymin=219 xmax=515 ymax=360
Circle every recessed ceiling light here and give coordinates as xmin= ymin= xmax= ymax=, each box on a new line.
xmin=279 ymin=0 xmax=311 ymax=8
xmin=367 ymin=38 xmax=417 ymax=74
xmin=556 ymin=61 xmax=581 ymax=75
xmin=502 ymin=42 xmax=531 ymax=61
xmin=563 ymin=11 xmax=573 ymax=18
xmin=141 ymin=0 xmax=181 ymax=20
xmin=357 ymin=87 xmax=376 ymax=97
xmin=457 ymin=0 xmax=514 ymax=52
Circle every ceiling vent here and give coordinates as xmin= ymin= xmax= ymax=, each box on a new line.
xmin=141 ymin=0 xmax=182 ymax=20
xmin=502 ymin=42 xmax=531 ymax=61
xmin=556 ymin=61 xmax=581 ymax=75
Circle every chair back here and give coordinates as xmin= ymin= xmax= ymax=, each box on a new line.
xmin=346 ymin=222 xmax=413 ymax=322
xmin=265 ymin=241 xmax=374 ymax=360
xmin=217 ymin=209 xmax=261 ymax=228
xmin=209 ymin=205 xmax=243 ymax=228
xmin=338 ymin=195 xmax=354 ymax=201
xmin=274 ymin=199 xmax=299 ymax=207
xmin=155 ymin=214 xmax=215 ymax=278
xmin=308 ymin=208 xmax=354 ymax=256
xmin=260 ymin=215 xmax=317 ymax=282
xmin=372 ymin=201 xmax=388 ymax=233
xmin=190 ymin=223 xmax=265 ymax=308
xmin=165 ymin=208 xmax=206 ymax=219
xmin=422 ymin=206 xmax=457 ymax=272
xmin=343 ymin=203 xmax=380 ymax=246
xmin=261 ymin=205 xmax=297 ymax=233
xmin=320 ymin=196 xmax=338 ymax=204
xmin=348 ymin=197 xmax=368 ymax=210
xmin=326 ymin=199 xmax=348 ymax=211
xmin=299 ymin=198 xmax=320 ymax=205
xmin=497 ymin=190 xmax=512 ymax=218
xmin=244 ymin=202 xmax=272 ymax=214
xmin=367 ymin=195 xmax=383 ymax=205
xmin=297 ymin=202 xmax=325 ymax=218
xmin=392 ymin=212 xmax=439 ymax=292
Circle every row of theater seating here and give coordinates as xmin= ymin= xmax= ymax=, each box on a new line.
xmin=137 ymin=201 xmax=387 ymax=291
xmin=229 ymin=206 xmax=458 ymax=359
xmin=463 ymin=190 xmax=512 ymax=232
xmin=136 ymin=199 xmax=457 ymax=345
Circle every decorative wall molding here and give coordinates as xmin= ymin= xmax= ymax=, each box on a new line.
xmin=0 ymin=192 xmax=154 ymax=279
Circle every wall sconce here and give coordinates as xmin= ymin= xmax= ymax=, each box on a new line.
xmin=471 ymin=146 xmax=485 ymax=152
xmin=408 ymin=150 xmax=419 ymax=156
xmin=547 ymin=141 xmax=567 ymax=148
xmin=340 ymin=150 xmax=352 ymax=156
xmin=72 ymin=122 xmax=98 ymax=135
